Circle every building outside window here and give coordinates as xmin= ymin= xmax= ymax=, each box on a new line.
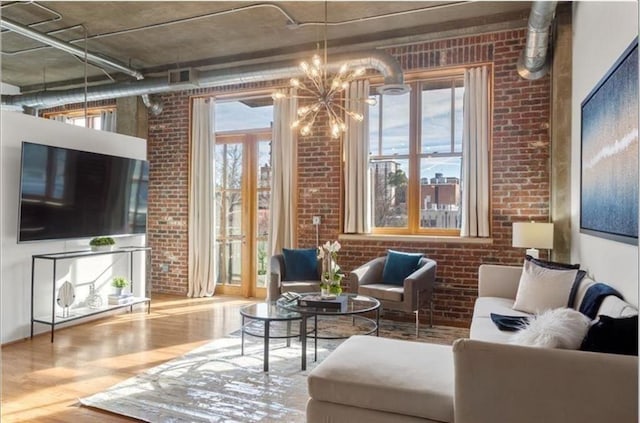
xmin=369 ymin=73 xmax=465 ymax=235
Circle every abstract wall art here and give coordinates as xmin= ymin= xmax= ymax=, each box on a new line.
xmin=581 ymin=38 xmax=638 ymax=245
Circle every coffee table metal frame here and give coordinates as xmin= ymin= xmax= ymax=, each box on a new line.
xmin=277 ymin=293 xmax=381 ymax=370
xmin=239 ymin=302 xmax=302 ymax=372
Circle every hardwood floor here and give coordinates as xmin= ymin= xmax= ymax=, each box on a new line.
xmin=1 ymin=293 xmax=256 ymax=423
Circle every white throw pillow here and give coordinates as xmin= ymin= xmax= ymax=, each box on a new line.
xmin=512 ymin=259 xmax=578 ymax=314
xmin=510 ymin=308 xmax=591 ymax=349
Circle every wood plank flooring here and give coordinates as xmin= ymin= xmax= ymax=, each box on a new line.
xmin=1 ymin=294 xmax=255 ymax=423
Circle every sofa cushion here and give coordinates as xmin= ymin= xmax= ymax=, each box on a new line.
xmin=282 ymin=248 xmax=318 ymax=281
xmin=473 ymin=297 xmax=529 ymax=319
xmin=581 ymin=315 xmax=638 ymax=356
xmin=308 ymin=335 xmax=454 ymax=422
xmin=358 ymin=284 xmax=404 ymax=302
xmin=512 ymin=258 xmax=580 ymax=314
xmin=382 ymin=250 xmax=423 ymax=285
xmin=509 ymin=308 xmax=591 ymax=349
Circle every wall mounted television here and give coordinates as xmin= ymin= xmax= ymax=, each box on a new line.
xmin=18 ymin=141 xmax=148 ymax=242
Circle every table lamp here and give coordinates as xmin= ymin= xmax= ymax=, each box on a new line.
xmin=512 ymin=221 xmax=554 ymax=259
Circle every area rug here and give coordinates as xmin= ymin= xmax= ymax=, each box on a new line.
xmin=80 ymin=317 xmax=468 ymax=422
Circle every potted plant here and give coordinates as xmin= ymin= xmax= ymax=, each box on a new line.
xmin=90 ymin=236 xmax=115 ymax=252
xmin=111 ymin=276 xmax=129 ymax=296
xmin=318 ymin=241 xmax=344 ymax=297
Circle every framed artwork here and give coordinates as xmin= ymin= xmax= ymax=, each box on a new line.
xmin=581 ymin=38 xmax=638 ymax=245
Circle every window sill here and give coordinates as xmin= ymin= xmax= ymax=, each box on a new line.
xmin=339 ymin=233 xmax=493 ymax=244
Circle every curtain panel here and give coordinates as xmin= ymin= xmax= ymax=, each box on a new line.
xmin=100 ymin=110 xmax=117 ymax=132
xmin=188 ymin=98 xmax=217 ymax=297
xmin=343 ymin=80 xmax=371 ymax=234
xmin=269 ymin=89 xmax=298 ymax=254
xmin=460 ymin=66 xmax=490 ymax=237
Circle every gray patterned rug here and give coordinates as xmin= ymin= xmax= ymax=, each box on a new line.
xmin=80 ymin=317 xmax=468 ymax=422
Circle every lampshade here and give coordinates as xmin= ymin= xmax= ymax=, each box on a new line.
xmin=512 ymin=222 xmax=554 ymax=249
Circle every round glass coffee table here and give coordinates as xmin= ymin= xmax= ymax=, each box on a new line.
xmin=239 ymin=302 xmax=302 ymax=372
xmin=277 ymin=293 xmax=380 ymax=370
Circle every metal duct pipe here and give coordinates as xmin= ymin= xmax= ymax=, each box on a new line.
xmin=2 ymin=50 xmax=407 ymax=109
xmin=1 ymin=17 xmax=143 ymax=80
xmin=0 ymin=16 xmax=165 ymax=112
xmin=517 ymin=1 xmax=557 ymax=80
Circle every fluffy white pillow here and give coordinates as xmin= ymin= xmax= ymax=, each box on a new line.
xmin=512 ymin=259 xmax=578 ymax=314
xmin=510 ymin=308 xmax=591 ymax=349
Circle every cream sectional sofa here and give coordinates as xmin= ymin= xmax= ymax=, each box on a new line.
xmin=307 ymin=264 xmax=638 ymax=423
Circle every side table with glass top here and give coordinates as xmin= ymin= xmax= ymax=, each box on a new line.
xmin=277 ymin=293 xmax=381 ymax=370
xmin=239 ymin=302 xmax=302 ymax=372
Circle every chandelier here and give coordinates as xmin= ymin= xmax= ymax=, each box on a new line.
xmin=273 ymin=3 xmax=376 ymax=139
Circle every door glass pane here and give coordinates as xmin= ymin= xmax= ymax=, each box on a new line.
xmin=257 ymin=140 xmax=271 ymax=189
xmin=215 ymin=143 xmax=244 ymax=286
xmin=371 ymin=158 xmax=409 ymax=228
xmin=256 ymin=239 xmax=268 ymax=288
xmin=218 ymin=240 xmax=242 ymax=285
xmin=256 ymin=139 xmax=271 ymax=289
xmin=257 ymin=191 xmax=270 ymax=237
xmin=419 ymin=156 xmax=461 ymax=229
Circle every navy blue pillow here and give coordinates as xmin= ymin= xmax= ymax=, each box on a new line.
xmin=580 ymin=315 xmax=638 ymax=356
xmin=382 ymin=250 xmax=423 ymax=285
xmin=526 ymin=255 xmax=580 ymax=270
xmin=282 ymin=248 xmax=318 ymax=281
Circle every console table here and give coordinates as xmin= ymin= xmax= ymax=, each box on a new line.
xmin=31 ymin=246 xmax=151 ymax=342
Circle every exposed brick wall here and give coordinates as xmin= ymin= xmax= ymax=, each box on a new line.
xmin=147 ymin=92 xmax=191 ymax=294
xmin=294 ymin=29 xmax=551 ymax=326
xmin=146 ymin=28 xmax=550 ymax=325
xmin=42 ymin=28 xmax=552 ymax=326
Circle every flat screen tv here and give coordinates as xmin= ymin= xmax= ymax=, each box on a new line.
xmin=18 ymin=141 xmax=148 ymax=242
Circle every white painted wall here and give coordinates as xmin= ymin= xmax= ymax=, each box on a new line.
xmin=571 ymin=2 xmax=639 ymax=304
xmin=1 ymin=111 xmax=148 ymax=344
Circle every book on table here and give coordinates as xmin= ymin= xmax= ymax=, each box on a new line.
xmin=108 ymin=292 xmax=134 ymax=305
xmin=297 ymin=294 xmax=348 ymax=311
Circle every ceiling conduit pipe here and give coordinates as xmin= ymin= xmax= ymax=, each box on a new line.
xmin=2 ymin=50 xmax=408 ymax=109
xmin=517 ymin=1 xmax=557 ymax=80
xmin=0 ymin=16 xmax=164 ymax=114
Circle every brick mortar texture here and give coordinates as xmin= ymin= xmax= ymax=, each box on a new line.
xmin=144 ymin=28 xmax=549 ymax=326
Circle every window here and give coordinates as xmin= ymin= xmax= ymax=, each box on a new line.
xmin=369 ymin=74 xmax=464 ymax=235
xmin=44 ymin=108 xmax=113 ymax=130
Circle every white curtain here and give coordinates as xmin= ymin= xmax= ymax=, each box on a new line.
xmin=100 ymin=110 xmax=117 ymax=132
xmin=460 ymin=66 xmax=490 ymax=237
xmin=269 ymin=89 xmax=297 ymax=254
xmin=343 ymin=79 xmax=371 ymax=234
xmin=188 ymin=98 xmax=217 ymax=297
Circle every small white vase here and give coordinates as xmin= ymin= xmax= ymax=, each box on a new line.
xmin=91 ymin=245 xmax=114 ymax=252
xmin=320 ymin=286 xmax=331 ymax=298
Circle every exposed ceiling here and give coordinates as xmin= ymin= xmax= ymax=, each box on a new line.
xmin=0 ymin=1 xmax=533 ymax=93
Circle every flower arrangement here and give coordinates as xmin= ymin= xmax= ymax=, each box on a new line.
xmin=318 ymin=240 xmax=344 ymax=296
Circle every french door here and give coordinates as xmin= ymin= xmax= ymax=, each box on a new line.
xmin=214 ymin=130 xmax=271 ymax=298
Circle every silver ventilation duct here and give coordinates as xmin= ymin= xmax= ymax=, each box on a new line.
xmin=517 ymin=1 xmax=557 ymax=80
xmin=1 ymin=16 xmax=164 ymax=113
xmin=2 ymin=50 xmax=408 ymax=110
